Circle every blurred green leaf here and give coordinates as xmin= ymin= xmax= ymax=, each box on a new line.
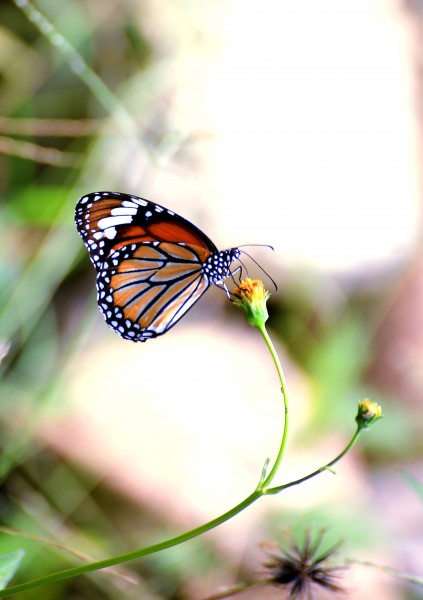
xmin=305 ymin=314 xmax=369 ymax=429
xmin=0 ymin=549 xmax=25 ymax=590
xmin=7 ymin=186 xmax=69 ymax=226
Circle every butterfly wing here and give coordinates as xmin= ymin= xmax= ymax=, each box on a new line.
xmin=75 ymin=191 xmax=218 ymax=270
xmin=97 ymin=242 xmax=211 ymax=341
xmin=75 ymin=191 xmax=220 ymax=341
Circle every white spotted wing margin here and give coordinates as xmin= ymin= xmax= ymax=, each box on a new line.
xmin=96 ymin=242 xmax=211 ymax=342
xmin=74 ymin=191 xmax=219 ymax=272
xmin=75 ymin=191 xmax=242 ymax=342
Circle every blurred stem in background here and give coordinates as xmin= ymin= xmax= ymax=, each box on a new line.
xmin=12 ymin=0 xmax=139 ymax=140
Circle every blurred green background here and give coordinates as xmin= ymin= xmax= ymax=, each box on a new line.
xmin=1 ymin=1 xmax=423 ymax=598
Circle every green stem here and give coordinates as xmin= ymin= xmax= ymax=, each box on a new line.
xmin=0 ymin=312 xmax=360 ymax=596
xmin=0 ymin=491 xmax=262 ymax=598
xmin=266 ymin=427 xmax=361 ymax=495
xmin=257 ymin=324 xmax=290 ymax=488
xmin=0 ymin=323 xmax=288 ymax=597
xmin=0 ymin=426 xmax=361 ymax=596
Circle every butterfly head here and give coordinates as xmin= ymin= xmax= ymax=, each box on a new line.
xmin=202 ymin=248 xmax=241 ymax=286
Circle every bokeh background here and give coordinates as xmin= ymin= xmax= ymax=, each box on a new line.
xmin=1 ymin=0 xmax=423 ymax=598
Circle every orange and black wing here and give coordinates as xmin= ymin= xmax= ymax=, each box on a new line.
xmin=75 ymin=191 xmax=239 ymax=342
xmin=75 ymin=191 xmax=218 ymax=271
xmin=96 ymin=242 xmax=212 ymax=341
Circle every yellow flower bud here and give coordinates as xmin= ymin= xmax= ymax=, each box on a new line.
xmin=355 ymin=399 xmax=382 ymax=430
xmin=233 ymin=278 xmax=270 ymax=328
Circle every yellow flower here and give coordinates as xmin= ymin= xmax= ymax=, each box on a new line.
xmin=233 ymin=278 xmax=270 ymax=328
xmin=355 ymin=399 xmax=383 ymax=430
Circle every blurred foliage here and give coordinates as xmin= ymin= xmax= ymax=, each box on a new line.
xmin=0 ymin=550 xmax=25 ymax=590
xmin=0 ymin=0 xmax=421 ymax=598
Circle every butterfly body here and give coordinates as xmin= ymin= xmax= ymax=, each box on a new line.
xmin=75 ymin=191 xmax=240 ymax=342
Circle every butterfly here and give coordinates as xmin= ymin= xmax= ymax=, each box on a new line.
xmin=75 ymin=191 xmax=243 ymax=342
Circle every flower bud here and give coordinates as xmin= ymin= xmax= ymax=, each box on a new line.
xmin=233 ymin=278 xmax=270 ymax=328
xmin=355 ymin=399 xmax=382 ymax=430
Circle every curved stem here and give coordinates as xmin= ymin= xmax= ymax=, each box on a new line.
xmin=0 ymin=324 xmax=289 ymax=597
xmin=0 ymin=491 xmax=262 ymax=598
xmin=257 ymin=324 xmax=290 ymax=488
xmin=265 ymin=427 xmax=362 ymax=495
xmin=0 ymin=319 xmax=361 ymax=597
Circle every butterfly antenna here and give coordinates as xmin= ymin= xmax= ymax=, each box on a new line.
xmin=238 ymin=243 xmax=275 ymax=251
xmin=239 ymin=249 xmax=278 ymax=291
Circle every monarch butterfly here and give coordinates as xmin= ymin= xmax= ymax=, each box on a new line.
xmin=75 ymin=191 xmax=245 ymax=342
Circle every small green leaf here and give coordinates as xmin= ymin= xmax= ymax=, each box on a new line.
xmin=0 ymin=549 xmax=25 ymax=590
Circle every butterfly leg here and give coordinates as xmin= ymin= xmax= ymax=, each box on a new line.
xmin=230 ymin=264 xmax=244 ymax=285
